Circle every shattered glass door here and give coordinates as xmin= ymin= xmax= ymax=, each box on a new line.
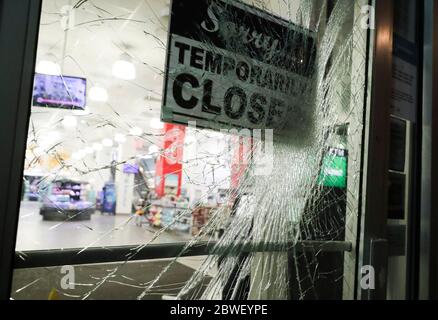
xmin=12 ymin=0 xmax=371 ymax=300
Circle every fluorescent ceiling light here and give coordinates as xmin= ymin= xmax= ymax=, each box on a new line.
xmin=150 ymin=118 xmax=164 ymax=130
xmin=62 ymin=116 xmax=78 ymax=129
xmin=112 ymin=53 xmax=136 ymax=80
xmin=89 ymin=85 xmax=108 ymax=102
xmin=129 ymin=127 xmax=143 ymax=136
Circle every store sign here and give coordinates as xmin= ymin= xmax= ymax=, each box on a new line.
xmin=391 ymin=35 xmax=418 ymax=122
xmin=155 ymin=123 xmax=186 ymax=198
xmin=317 ymin=147 xmax=348 ymax=189
xmin=391 ymin=1 xmax=418 ymax=123
xmin=161 ymin=0 xmax=316 ymax=131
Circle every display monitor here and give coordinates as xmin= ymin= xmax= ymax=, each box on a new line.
xmin=32 ymin=73 xmax=87 ymax=110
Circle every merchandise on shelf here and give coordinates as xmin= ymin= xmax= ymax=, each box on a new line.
xmin=40 ymin=178 xmax=94 ymax=221
xmin=147 ymin=195 xmax=191 ymax=232
xmin=191 ymin=206 xmax=214 ymax=236
xmin=23 ymin=174 xmax=44 ymax=201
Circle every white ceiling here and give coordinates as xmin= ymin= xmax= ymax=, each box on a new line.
xmin=31 ymin=0 xmax=171 ymax=153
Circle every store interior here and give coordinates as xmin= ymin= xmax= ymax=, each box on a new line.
xmin=17 ymin=0 xmax=238 ymax=252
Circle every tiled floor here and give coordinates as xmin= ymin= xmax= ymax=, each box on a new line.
xmin=16 ymin=201 xmax=191 ymax=251
xmin=13 ymin=202 xmax=217 ymax=299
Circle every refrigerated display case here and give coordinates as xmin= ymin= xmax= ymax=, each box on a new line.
xmin=40 ymin=178 xmax=94 ymax=221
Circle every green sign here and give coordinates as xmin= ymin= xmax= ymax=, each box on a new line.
xmin=317 ymin=148 xmax=347 ymax=189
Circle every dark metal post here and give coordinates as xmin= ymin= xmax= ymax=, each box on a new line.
xmin=357 ymin=0 xmax=394 ymax=300
xmin=0 ymin=0 xmax=42 ymax=300
xmin=429 ymin=0 xmax=438 ymax=300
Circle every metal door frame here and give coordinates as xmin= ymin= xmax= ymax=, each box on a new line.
xmin=355 ymin=0 xmax=393 ymax=300
xmin=421 ymin=0 xmax=438 ymax=300
xmin=358 ymin=0 xmax=429 ymax=300
xmin=0 ymin=0 xmax=42 ymax=300
xmin=0 ymin=0 xmax=425 ymax=301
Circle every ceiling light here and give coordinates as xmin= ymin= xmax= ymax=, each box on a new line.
xmin=85 ymin=147 xmax=94 ymax=154
xmin=92 ymin=143 xmax=103 ymax=151
xmin=114 ymin=133 xmax=127 ymax=144
xmin=62 ymin=116 xmax=78 ymax=129
xmin=102 ymin=139 xmax=114 ymax=147
xmin=150 ymin=118 xmax=164 ymax=130
xmin=36 ymin=54 xmax=61 ymax=75
xmin=112 ymin=53 xmax=136 ymax=80
xmin=129 ymin=127 xmax=143 ymax=136
xmin=89 ymin=85 xmax=108 ymax=102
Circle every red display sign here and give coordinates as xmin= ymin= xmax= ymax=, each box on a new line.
xmin=230 ymin=135 xmax=253 ymax=190
xmin=155 ymin=123 xmax=186 ymax=198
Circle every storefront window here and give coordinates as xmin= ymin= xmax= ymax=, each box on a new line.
xmin=13 ymin=0 xmax=370 ymax=300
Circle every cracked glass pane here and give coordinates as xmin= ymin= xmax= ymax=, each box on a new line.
xmin=12 ymin=0 xmax=370 ymax=300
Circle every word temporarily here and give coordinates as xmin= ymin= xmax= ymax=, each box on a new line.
xmin=174 ymin=41 xmax=304 ymax=97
